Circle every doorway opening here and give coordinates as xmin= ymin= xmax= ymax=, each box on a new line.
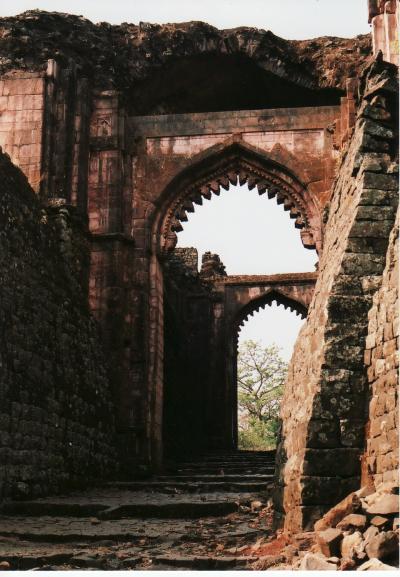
xmin=161 ymin=180 xmax=315 ymax=460
xmin=236 ymin=302 xmax=306 ymax=451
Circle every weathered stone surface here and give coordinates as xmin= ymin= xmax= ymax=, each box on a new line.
xmin=0 ymin=10 xmax=371 ymax=101
xmin=314 ymin=493 xmax=362 ymax=531
xmin=370 ymin=516 xmax=390 ymax=528
xmin=0 ymin=3 xmax=397 ymax=552
xmin=365 ymin=530 xmax=399 ymax=560
xmin=277 ymin=55 xmax=398 ymax=533
xmin=316 ymin=528 xmax=343 ymax=557
xmin=299 ymin=552 xmax=337 ymax=571
xmin=340 ymin=557 xmax=357 ymax=570
xmin=337 ymin=514 xmax=367 ymax=531
xmin=341 ymin=531 xmax=363 ymax=560
xmin=0 ymin=151 xmax=116 ymax=500
xmin=366 ymin=494 xmax=399 ymax=516
xmin=357 ymin=558 xmax=396 ymax=571
xmin=363 ymin=525 xmax=379 ymax=543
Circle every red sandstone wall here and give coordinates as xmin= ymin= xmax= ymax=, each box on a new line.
xmin=276 ymin=56 xmax=399 ymax=532
xmin=364 ymin=209 xmax=399 ymax=486
xmin=369 ymin=0 xmax=399 ymax=66
xmin=0 ymin=72 xmax=44 ymax=192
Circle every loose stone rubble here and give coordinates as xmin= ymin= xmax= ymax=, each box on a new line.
xmin=279 ymin=482 xmax=399 ymax=571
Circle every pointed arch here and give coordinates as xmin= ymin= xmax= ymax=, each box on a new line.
xmin=152 ymin=139 xmax=323 ymax=255
xmin=235 ymin=287 xmax=308 ymax=343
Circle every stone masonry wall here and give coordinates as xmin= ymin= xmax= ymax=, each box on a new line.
xmin=275 ymin=55 xmax=398 ymax=533
xmin=364 ymin=208 xmax=399 ymax=486
xmin=0 ymin=151 xmax=116 ymax=501
xmin=0 ymin=71 xmax=45 ymax=193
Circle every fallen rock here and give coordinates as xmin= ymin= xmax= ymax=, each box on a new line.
xmin=314 ymin=492 xmax=361 ymax=531
xmin=282 ymin=544 xmax=298 ymax=563
xmin=250 ymin=500 xmax=263 ymax=512
xmin=340 ymin=557 xmax=357 ymax=570
xmin=337 ymin=513 xmax=367 ymax=531
xmin=357 ymin=558 xmax=396 ymax=571
xmin=316 ymin=528 xmax=343 ymax=557
xmin=356 ymin=486 xmax=376 ymax=498
xmin=300 ymin=552 xmax=337 ymax=571
xmin=341 ymin=531 xmax=363 ymax=559
xmin=365 ymin=530 xmax=399 ymax=560
xmin=70 ymin=554 xmax=104 ymax=569
xmin=0 ymin=562 xmax=10 ymax=571
xmin=252 ymin=554 xmax=286 ymax=570
xmin=366 ymin=494 xmax=399 ymax=516
xmin=327 ymin=556 xmax=340 ymax=564
xmin=370 ymin=515 xmax=389 ymax=528
xmin=375 ymin=481 xmax=399 ymax=495
xmin=363 ymin=525 xmax=379 ymax=543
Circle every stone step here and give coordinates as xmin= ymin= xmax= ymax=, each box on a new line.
xmin=0 ymin=516 xmax=264 ymax=543
xmin=174 ymin=461 xmax=275 ymax=469
xmin=0 ymin=550 xmax=255 ymax=571
xmin=181 ymin=454 xmax=275 ymax=461
xmin=1 ymin=497 xmax=255 ymax=519
xmin=204 ymin=450 xmax=275 ymax=456
xmin=0 ymin=552 xmax=79 ymax=571
xmin=105 ymin=480 xmax=272 ymax=492
xmin=156 ymin=474 xmax=274 ymax=483
xmin=148 ymin=553 xmax=253 ymax=570
xmin=184 ymin=456 xmax=275 ymax=463
xmin=169 ymin=465 xmax=275 ymax=475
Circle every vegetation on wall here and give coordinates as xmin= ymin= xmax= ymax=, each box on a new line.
xmin=237 ymin=340 xmax=287 ymax=450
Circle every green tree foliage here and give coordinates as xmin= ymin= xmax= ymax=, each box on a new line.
xmin=237 ymin=340 xmax=287 ymax=450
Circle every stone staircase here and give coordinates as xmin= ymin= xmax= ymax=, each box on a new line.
xmin=0 ymin=451 xmax=276 ymax=570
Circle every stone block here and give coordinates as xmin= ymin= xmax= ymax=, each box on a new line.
xmin=341 ymin=531 xmax=363 ymax=559
xmin=306 ymin=419 xmax=340 ymax=448
xmin=357 ymin=557 xmax=396 ymax=570
xmin=316 ymin=528 xmax=343 ymax=557
xmin=366 ymin=494 xmax=399 ymax=515
xmin=300 ymin=552 xmax=337 ymax=571
xmin=315 ymin=492 xmax=362 ymax=531
xmin=337 ymin=513 xmax=367 ymax=531
xmin=361 ymin=171 xmax=399 ymax=191
xmin=365 ymin=531 xmax=399 ymax=560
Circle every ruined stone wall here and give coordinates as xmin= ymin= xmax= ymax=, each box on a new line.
xmin=0 ymin=72 xmax=45 ymax=193
xmin=163 ymin=249 xmax=216 ymax=458
xmin=364 ymin=209 xmax=399 ymax=486
xmin=0 ymin=151 xmax=116 ymax=501
xmin=276 ymin=56 xmax=399 ymax=532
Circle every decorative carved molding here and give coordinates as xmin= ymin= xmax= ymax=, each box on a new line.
xmin=234 ymin=288 xmax=309 ymax=343
xmin=157 ymin=142 xmax=319 ymax=254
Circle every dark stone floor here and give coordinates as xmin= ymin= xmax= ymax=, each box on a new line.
xmin=0 ymin=452 xmax=277 ymax=570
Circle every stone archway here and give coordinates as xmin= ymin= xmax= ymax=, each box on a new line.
xmin=128 ymin=103 xmax=339 ymax=468
xmin=148 ymin=136 xmax=319 ymax=462
xmin=154 ymin=140 xmax=322 ymax=255
xmin=222 ymin=278 xmax=315 ymax=450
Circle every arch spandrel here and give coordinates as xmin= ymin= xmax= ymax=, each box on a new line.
xmin=152 ymin=140 xmax=323 ymax=256
xmin=234 ymin=288 xmax=309 ymax=338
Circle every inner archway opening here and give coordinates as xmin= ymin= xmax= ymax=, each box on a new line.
xmin=161 ymin=180 xmax=316 ymax=461
xmin=176 ymin=182 xmax=318 ymax=274
xmin=236 ymin=302 xmax=306 ymax=452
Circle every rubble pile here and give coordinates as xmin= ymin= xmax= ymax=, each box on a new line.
xmin=296 ymin=482 xmax=399 ymax=571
